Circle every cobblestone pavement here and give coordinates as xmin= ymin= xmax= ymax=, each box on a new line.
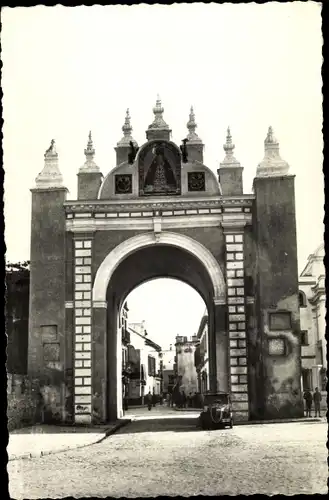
xmin=8 ymin=415 xmax=327 ymax=498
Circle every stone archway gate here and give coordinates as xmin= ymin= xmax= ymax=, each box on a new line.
xmin=64 ymin=197 xmax=253 ymax=424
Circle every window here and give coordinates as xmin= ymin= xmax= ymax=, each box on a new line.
xmin=300 ymin=330 xmax=309 ymax=346
xmin=302 ymin=369 xmax=311 ymax=391
xmin=320 ymin=368 xmax=327 ymax=392
xmin=269 ymin=312 xmax=291 ymax=331
xmin=148 ymin=355 xmax=156 ymax=377
xmin=298 ymin=291 xmax=307 ymax=308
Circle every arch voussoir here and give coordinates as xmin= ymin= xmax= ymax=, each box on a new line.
xmin=92 ymin=231 xmax=226 ymax=305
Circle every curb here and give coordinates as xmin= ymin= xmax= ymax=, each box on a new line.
xmin=174 ymin=409 xmax=323 ymax=425
xmin=8 ymin=419 xmax=132 ymax=462
xmin=96 ymin=419 xmax=131 ymax=443
xmin=233 ymin=418 xmax=323 ymax=426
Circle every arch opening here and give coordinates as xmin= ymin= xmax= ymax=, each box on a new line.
xmin=121 ymin=278 xmax=208 ymax=412
xmin=99 ymin=242 xmax=227 ymax=421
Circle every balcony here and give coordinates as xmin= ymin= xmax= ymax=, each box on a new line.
xmin=194 ymin=345 xmax=205 ymax=368
xmin=122 ymin=328 xmax=130 ymax=345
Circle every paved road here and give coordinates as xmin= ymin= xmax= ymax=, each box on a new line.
xmin=8 ymin=412 xmax=327 ymax=498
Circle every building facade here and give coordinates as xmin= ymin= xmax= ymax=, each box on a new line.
xmin=175 ymin=335 xmax=199 ymax=395
xmin=120 ymin=305 xmax=162 ymax=405
xmin=194 ymin=310 xmax=210 ymax=394
xmin=161 ymin=345 xmax=176 ymax=395
xmin=28 ymin=99 xmax=304 ymax=424
xmin=299 ymin=244 xmax=326 ymax=394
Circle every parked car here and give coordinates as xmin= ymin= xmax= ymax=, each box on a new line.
xmin=197 ymin=392 xmax=233 ymax=430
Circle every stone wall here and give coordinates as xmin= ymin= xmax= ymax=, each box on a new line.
xmin=6 ymin=268 xmax=29 ymax=375
xmin=7 ymin=373 xmax=70 ymax=431
xmin=7 ymin=374 xmax=42 ymax=431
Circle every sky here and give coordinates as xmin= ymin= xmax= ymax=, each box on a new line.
xmin=2 ymin=3 xmax=323 ymax=347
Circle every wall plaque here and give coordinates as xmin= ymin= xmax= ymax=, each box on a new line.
xmin=188 ymin=172 xmax=205 ymax=192
xmin=268 ymin=338 xmax=286 ymax=356
xmin=40 ymin=325 xmax=58 ymax=342
xmin=115 ymin=174 xmax=133 ymax=194
xmin=269 ymin=312 xmax=291 ymax=331
xmin=43 ymin=343 xmax=60 ymax=362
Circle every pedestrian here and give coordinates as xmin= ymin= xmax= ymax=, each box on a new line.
xmin=188 ymin=392 xmax=193 ymax=408
xmin=313 ymin=387 xmax=322 ymax=417
xmin=146 ymin=391 xmax=152 ymax=411
xmin=182 ymin=390 xmax=187 ymax=408
xmin=303 ymin=389 xmax=312 ymax=417
xmin=152 ymin=391 xmax=157 ymax=407
xmin=160 ymin=392 xmax=163 ymax=405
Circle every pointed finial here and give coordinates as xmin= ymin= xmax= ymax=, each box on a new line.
xmin=219 ymin=127 xmax=240 ymax=167
xmin=148 ymin=95 xmax=169 ymax=130
xmin=44 ymin=139 xmax=57 ymax=158
xmin=223 ymin=127 xmax=235 ymax=157
xmin=153 ymin=95 xmax=165 ymax=117
xmin=117 ymin=108 xmax=138 ymax=148
xmin=122 ymin=108 xmax=132 ymax=137
xmin=265 ymin=125 xmax=278 ymax=145
xmin=256 ymin=126 xmax=289 ymax=177
xmin=84 ymin=131 xmax=95 ymax=159
xmin=187 ymin=106 xmax=196 ymax=132
xmin=186 ymin=105 xmax=202 ymax=144
xmin=36 ymin=139 xmax=63 ymax=188
xmin=79 ymin=131 xmax=100 ymax=173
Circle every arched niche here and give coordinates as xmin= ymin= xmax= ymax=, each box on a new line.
xmin=138 ymin=140 xmax=182 ymax=196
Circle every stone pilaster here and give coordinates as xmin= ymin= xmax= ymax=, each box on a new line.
xmin=93 ymin=305 xmax=108 ymax=422
xmin=213 ymin=302 xmax=229 ymax=392
xmin=73 ymin=237 xmax=93 ymax=424
xmin=223 ymin=225 xmax=249 ymax=421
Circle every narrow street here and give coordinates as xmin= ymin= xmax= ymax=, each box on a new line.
xmin=8 ymin=407 xmax=327 ymax=498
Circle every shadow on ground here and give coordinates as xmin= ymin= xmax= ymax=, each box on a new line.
xmin=117 ymin=416 xmax=204 ymax=434
xmin=11 ymin=423 xmax=124 ymax=434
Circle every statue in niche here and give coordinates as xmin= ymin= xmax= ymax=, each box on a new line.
xmin=144 ymin=144 xmax=176 ymax=193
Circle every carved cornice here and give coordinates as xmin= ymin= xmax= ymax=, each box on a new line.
xmin=66 ymin=212 xmax=253 ymax=232
xmin=63 ymin=195 xmax=255 ymax=214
